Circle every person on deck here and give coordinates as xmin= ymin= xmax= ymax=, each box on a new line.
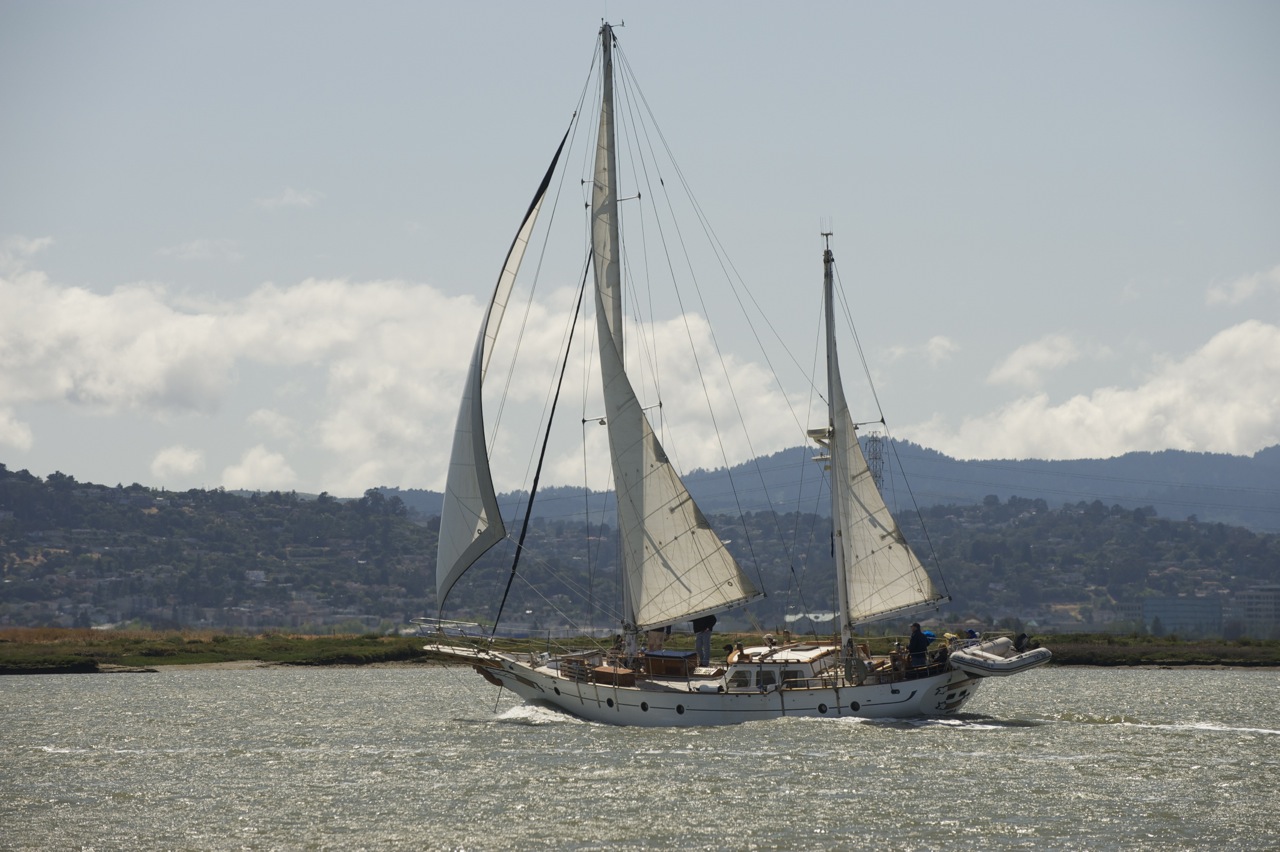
xmin=908 ymin=623 xmax=930 ymax=668
xmin=692 ymin=614 xmax=717 ymax=667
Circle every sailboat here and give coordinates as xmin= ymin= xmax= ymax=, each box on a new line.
xmin=425 ymin=23 xmax=1049 ymax=726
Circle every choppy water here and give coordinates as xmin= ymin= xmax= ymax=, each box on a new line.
xmin=3 ymin=664 xmax=1278 ymax=850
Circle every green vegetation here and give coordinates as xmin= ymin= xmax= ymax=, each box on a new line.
xmin=1041 ymin=632 xmax=1280 ymax=667
xmin=2 ymin=628 xmax=1277 ymax=675
xmin=0 ymin=627 xmax=437 ymax=673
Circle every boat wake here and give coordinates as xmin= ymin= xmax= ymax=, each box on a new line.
xmin=819 ymin=714 xmax=1044 ymax=731
xmin=492 ymin=703 xmax=586 ymax=727
xmin=1127 ymin=720 xmax=1280 ymax=736
xmin=1050 ymin=713 xmax=1280 ymax=735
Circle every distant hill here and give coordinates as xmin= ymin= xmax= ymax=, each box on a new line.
xmin=3 ymin=460 xmax=1277 ymax=635
xmin=382 ymin=442 xmax=1280 ymax=533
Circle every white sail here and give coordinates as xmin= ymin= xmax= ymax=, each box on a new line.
xmin=823 ymin=243 xmax=942 ymax=627
xmin=594 ymin=285 xmax=761 ymax=630
xmin=435 ymin=135 xmax=566 ymax=605
xmin=591 ymin=24 xmax=760 ymax=631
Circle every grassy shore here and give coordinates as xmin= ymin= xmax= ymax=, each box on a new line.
xmin=1 ymin=627 xmax=1277 ymax=675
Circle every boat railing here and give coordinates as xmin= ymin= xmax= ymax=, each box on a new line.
xmin=412 ymin=616 xmax=486 ymax=640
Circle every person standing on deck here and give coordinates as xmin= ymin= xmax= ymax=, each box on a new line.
xmin=692 ymin=614 xmax=717 ymax=667
xmin=908 ymin=623 xmax=930 ymax=668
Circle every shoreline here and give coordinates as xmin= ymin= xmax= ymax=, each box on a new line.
xmin=4 ymin=628 xmax=1278 ymax=675
xmin=41 ymin=657 xmax=1280 ymax=675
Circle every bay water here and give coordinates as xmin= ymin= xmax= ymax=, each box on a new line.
xmin=3 ymin=664 xmax=1277 ymax=850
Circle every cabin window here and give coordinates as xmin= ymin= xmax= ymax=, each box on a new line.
xmin=758 ymin=670 xmax=777 ymax=689
xmin=727 ymin=670 xmax=752 ymax=689
xmin=782 ymin=669 xmax=803 ymax=686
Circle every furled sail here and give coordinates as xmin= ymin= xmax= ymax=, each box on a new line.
xmin=435 ymin=133 xmax=568 ymax=606
xmin=823 ymin=245 xmax=943 ymax=626
xmin=591 ymin=23 xmax=760 ymax=631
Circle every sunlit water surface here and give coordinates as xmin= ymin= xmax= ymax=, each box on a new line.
xmin=3 ymin=665 xmax=1277 ymax=850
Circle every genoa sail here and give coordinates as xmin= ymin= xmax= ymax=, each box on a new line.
xmin=435 ymin=132 xmax=568 ymax=606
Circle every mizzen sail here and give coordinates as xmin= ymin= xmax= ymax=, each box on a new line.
xmin=822 ymin=242 xmax=943 ymax=627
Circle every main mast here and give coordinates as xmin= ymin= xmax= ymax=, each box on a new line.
xmin=592 ymin=23 xmax=624 ymax=350
xmin=820 ymin=234 xmax=853 ymax=650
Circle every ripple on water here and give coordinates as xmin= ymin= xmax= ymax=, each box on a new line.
xmin=2 ymin=666 xmax=1279 ymax=850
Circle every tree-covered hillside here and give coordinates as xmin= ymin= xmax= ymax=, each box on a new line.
xmin=4 ymin=462 xmax=1278 ymax=636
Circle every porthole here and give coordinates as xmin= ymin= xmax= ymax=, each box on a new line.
xmin=553 ymin=687 xmax=561 ymax=696
xmin=676 ymin=704 xmax=685 ymax=715
xmin=607 ymin=698 xmax=615 ymax=708
xmin=850 ymin=701 xmax=860 ymax=711
xmin=818 ymin=703 xmax=828 ymax=714
xmin=641 ymin=702 xmax=649 ymax=712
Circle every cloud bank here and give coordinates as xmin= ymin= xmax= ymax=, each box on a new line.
xmin=3 ymin=239 xmax=1278 ymax=491
xmin=911 ymin=320 xmax=1280 ymax=460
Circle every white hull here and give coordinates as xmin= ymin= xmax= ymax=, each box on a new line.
xmin=430 ymin=643 xmax=984 ymax=726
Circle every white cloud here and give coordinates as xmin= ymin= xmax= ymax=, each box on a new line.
xmin=248 ymin=409 xmax=297 ymax=441
xmin=0 ymin=407 xmax=33 ymax=451
xmin=150 ymin=445 xmax=205 ymax=481
xmin=0 ymin=263 xmax=485 ymax=492
xmin=0 ymin=278 xmax=233 ymax=412
xmin=925 ymin=335 xmax=959 ymax=366
xmin=221 ymin=445 xmax=297 ymax=491
xmin=911 ymin=320 xmax=1280 ymax=459
xmin=7 ymin=246 xmax=1279 ymax=494
xmin=255 ymin=187 xmax=322 ymax=209
xmin=0 ymin=235 xmax=54 ymax=274
xmin=887 ymin=335 xmax=959 ymax=366
xmin=987 ymin=334 xmax=1081 ymax=388
xmin=1206 ymin=264 xmax=1280 ymax=306
xmin=156 ymin=239 xmax=242 ymax=262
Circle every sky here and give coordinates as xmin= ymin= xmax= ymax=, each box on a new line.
xmin=2 ymin=1 xmax=1278 ymax=497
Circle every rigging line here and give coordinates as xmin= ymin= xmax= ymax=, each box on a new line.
xmin=611 ymin=44 xmax=774 ymax=597
xmin=882 ymin=424 xmax=951 ymax=600
xmin=615 ymin=58 xmax=822 ymax=591
xmin=823 ymin=250 xmax=946 ymax=598
xmin=613 ymin=63 xmax=781 ymax=593
xmin=830 ymin=257 xmax=887 ymax=424
xmin=623 ymin=57 xmax=817 ymax=439
xmin=489 ymin=118 xmax=585 ymax=454
xmin=497 ymin=27 xmax=601 ymax=479
xmin=766 ymin=284 xmax=832 ymax=633
xmin=612 ymin=53 xmax=665 ymax=423
xmin=490 ymin=262 xmax=591 ymax=639
xmin=507 ymin=549 xmax=624 ymax=631
xmin=612 ymin=48 xmax=832 ymax=618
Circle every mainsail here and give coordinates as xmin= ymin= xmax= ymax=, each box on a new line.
xmin=594 ymin=284 xmax=761 ymax=630
xmin=592 ymin=23 xmax=760 ymax=631
xmin=438 ymin=23 xmax=759 ymax=628
xmin=435 ymin=133 xmax=567 ymax=606
xmin=821 ymin=242 xmax=943 ymax=628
